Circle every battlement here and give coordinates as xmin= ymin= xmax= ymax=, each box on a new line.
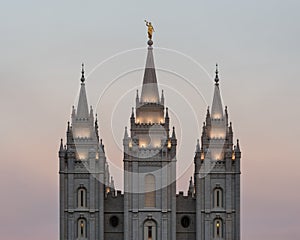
xmin=138 ymin=102 xmax=164 ymax=107
xmin=134 ymin=122 xmax=165 ymax=127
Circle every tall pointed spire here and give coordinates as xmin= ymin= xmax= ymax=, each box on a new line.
xmin=77 ymin=63 xmax=89 ymax=118
xmin=211 ymin=64 xmax=224 ymax=119
xmin=140 ymin=44 xmax=160 ymax=103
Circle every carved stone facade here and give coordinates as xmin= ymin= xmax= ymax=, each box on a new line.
xmin=59 ymin=42 xmax=241 ymax=240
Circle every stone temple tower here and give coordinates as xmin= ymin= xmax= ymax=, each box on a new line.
xmin=58 ymin=36 xmax=241 ymax=240
xmin=59 ymin=65 xmax=111 ymax=240
xmin=194 ymin=65 xmax=241 ymax=240
xmin=123 ymin=40 xmax=177 ymax=240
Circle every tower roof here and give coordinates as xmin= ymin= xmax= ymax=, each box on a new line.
xmin=211 ymin=64 xmax=224 ymax=119
xmin=77 ymin=64 xmax=89 ymax=118
xmin=140 ymin=45 xmax=160 ymax=103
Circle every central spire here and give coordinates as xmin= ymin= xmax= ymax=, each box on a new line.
xmin=140 ymin=43 xmax=160 ymax=103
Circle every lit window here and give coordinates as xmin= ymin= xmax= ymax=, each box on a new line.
xmin=214 ymin=219 xmax=223 ymax=238
xmin=78 ymin=219 xmax=87 ymax=238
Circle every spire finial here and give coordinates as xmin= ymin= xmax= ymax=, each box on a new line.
xmin=81 ymin=63 xmax=85 ymax=83
xmin=215 ymin=63 xmax=219 ymax=86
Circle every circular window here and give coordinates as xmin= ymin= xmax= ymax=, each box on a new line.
xmin=109 ymin=216 xmax=119 ymax=227
xmin=181 ymin=216 xmax=190 ymax=228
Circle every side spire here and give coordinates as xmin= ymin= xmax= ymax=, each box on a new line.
xmin=77 ymin=63 xmax=89 ymax=118
xmin=211 ymin=64 xmax=224 ymax=119
xmin=140 ymin=44 xmax=160 ymax=103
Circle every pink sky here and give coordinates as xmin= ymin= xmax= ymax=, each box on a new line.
xmin=1 ymin=1 xmax=300 ymax=239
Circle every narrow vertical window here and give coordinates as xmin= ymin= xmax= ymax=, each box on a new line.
xmin=80 ymin=220 xmax=84 ymax=236
xmin=145 ymin=174 xmax=156 ymax=208
xmin=78 ymin=188 xmax=86 ymax=208
xmin=214 ymin=188 xmax=223 ymax=208
xmin=144 ymin=220 xmax=156 ymax=240
xmin=148 ymin=226 xmax=152 ymax=239
xmin=78 ymin=218 xmax=87 ymax=238
xmin=214 ymin=219 xmax=223 ymax=238
xmin=216 ymin=221 xmax=220 ymax=236
xmin=80 ymin=191 xmax=84 ymax=207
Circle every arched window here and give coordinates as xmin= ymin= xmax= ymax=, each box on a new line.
xmin=144 ymin=220 xmax=156 ymax=240
xmin=144 ymin=174 xmax=156 ymax=208
xmin=214 ymin=188 xmax=223 ymax=208
xmin=78 ymin=188 xmax=87 ymax=208
xmin=78 ymin=218 xmax=87 ymax=239
xmin=214 ymin=218 xmax=223 ymax=238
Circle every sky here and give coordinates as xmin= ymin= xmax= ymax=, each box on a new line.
xmin=0 ymin=0 xmax=300 ymax=239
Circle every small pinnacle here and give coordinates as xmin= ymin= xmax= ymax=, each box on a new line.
xmin=172 ymin=126 xmax=176 ymax=139
xmin=196 ymin=139 xmax=201 ymax=152
xmin=166 ymin=107 xmax=169 ymax=118
xmin=124 ymin=126 xmax=129 ymax=138
xmin=60 ymin=139 xmax=63 ymax=150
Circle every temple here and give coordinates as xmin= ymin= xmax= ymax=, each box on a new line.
xmin=59 ymin=39 xmax=241 ymax=240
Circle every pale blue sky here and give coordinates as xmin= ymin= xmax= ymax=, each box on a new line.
xmin=0 ymin=0 xmax=299 ymax=239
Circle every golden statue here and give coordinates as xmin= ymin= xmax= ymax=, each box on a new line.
xmin=145 ymin=20 xmax=154 ymax=40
